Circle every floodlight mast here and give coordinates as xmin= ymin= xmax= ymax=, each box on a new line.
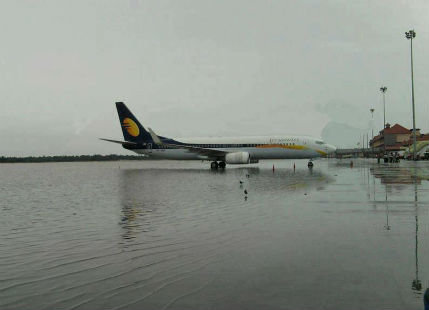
xmin=370 ymin=108 xmax=375 ymax=154
xmin=405 ymin=29 xmax=417 ymax=160
xmin=380 ymin=86 xmax=387 ymax=154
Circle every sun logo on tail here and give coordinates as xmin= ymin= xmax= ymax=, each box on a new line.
xmin=122 ymin=118 xmax=140 ymax=137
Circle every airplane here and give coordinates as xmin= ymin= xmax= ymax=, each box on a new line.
xmin=101 ymin=102 xmax=337 ymax=169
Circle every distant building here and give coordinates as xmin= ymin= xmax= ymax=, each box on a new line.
xmin=370 ymin=123 xmax=411 ymax=151
xmin=404 ymin=130 xmax=429 ymax=145
xmin=370 ymin=123 xmax=428 ymax=152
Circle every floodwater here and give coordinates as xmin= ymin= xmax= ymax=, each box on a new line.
xmin=1 ymin=159 xmax=429 ymax=310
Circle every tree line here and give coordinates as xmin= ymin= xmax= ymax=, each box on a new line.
xmin=0 ymin=154 xmax=147 ymax=163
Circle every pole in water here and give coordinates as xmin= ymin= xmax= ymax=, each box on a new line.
xmin=272 ymin=164 xmax=275 ymax=172
xmin=293 ymin=163 xmax=296 ymax=171
xmin=350 ymin=161 xmax=353 ymax=168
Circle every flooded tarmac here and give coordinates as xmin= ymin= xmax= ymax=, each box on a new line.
xmin=1 ymin=159 xmax=429 ymax=309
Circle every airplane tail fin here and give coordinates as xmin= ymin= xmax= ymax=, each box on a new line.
xmin=115 ymin=102 xmax=153 ymax=143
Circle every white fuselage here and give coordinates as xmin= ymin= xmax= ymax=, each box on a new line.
xmin=131 ymin=135 xmax=336 ymax=161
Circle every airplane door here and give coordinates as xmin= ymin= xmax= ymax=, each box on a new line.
xmin=147 ymin=143 xmax=152 ymax=153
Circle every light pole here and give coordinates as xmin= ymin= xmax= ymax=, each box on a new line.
xmin=370 ymin=108 xmax=375 ymax=155
xmin=380 ymin=87 xmax=387 ymax=129
xmin=406 ymin=29 xmax=417 ymax=160
xmin=380 ymin=87 xmax=387 ymax=154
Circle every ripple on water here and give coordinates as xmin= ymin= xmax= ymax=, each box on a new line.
xmin=1 ymin=160 xmax=429 ymax=310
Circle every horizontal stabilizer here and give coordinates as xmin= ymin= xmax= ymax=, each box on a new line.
xmin=145 ymin=129 xmax=227 ymax=157
xmin=99 ymin=138 xmax=138 ymax=146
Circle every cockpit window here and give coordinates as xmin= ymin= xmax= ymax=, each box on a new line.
xmin=315 ymin=140 xmax=324 ymax=144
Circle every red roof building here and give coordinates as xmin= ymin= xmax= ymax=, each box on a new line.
xmin=370 ymin=123 xmax=415 ymax=152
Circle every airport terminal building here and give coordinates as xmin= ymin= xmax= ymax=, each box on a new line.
xmin=370 ymin=123 xmax=429 ymax=152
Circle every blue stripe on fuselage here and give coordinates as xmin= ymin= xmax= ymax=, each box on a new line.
xmin=123 ymin=138 xmax=298 ymax=150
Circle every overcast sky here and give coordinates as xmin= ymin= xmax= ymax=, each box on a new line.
xmin=0 ymin=0 xmax=428 ymax=156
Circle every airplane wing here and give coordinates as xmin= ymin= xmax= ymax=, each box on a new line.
xmin=99 ymin=138 xmax=139 ymax=147
xmin=169 ymin=143 xmax=228 ymax=157
xmin=147 ymin=128 xmax=228 ymax=158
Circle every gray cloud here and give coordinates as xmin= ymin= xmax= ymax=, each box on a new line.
xmin=0 ymin=0 xmax=428 ymax=156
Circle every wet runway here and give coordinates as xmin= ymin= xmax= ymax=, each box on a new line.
xmin=1 ymin=159 xmax=429 ymax=309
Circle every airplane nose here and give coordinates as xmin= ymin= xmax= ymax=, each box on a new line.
xmin=323 ymin=144 xmax=336 ymax=154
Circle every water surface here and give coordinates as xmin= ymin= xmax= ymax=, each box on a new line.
xmin=1 ymin=159 xmax=429 ymax=309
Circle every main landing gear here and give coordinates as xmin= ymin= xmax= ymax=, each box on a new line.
xmin=210 ymin=161 xmax=226 ymax=169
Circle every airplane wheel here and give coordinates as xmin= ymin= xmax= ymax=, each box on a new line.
xmin=210 ymin=161 xmax=219 ymax=169
xmin=218 ymin=161 xmax=226 ymax=169
xmin=308 ymin=161 xmax=314 ymax=168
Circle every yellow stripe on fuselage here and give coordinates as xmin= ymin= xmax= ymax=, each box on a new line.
xmin=255 ymin=144 xmax=328 ymax=156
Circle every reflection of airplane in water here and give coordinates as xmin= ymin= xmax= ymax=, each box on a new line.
xmin=118 ymin=167 xmax=333 ymax=240
xmin=120 ymin=167 xmax=333 ymax=197
xmin=101 ymin=102 xmax=336 ymax=169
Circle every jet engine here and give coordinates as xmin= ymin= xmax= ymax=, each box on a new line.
xmin=225 ymin=152 xmax=250 ymax=164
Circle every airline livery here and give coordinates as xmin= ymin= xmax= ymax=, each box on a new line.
xmin=101 ymin=102 xmax=336 ymax=168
